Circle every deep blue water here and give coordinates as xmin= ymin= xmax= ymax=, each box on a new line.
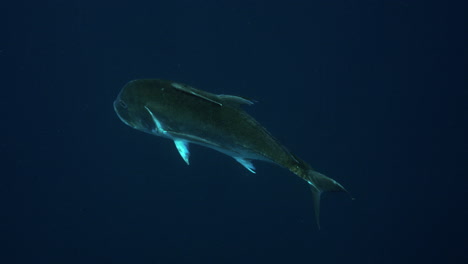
xmin=2 ymin=0 xmax=466 ymax=263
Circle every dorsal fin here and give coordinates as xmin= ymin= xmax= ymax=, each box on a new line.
xmin=171 ymin=82 xmax=223 ymax=106
xmin=171 ymin=82 xmax=254 ymax=107
xmin=218 ymin=94 xmax=255 ymax=106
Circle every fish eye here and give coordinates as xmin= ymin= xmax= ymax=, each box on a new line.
xmin=119 ymin=100 xmax=128 ymax=109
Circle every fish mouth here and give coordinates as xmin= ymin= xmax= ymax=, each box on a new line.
xmin=113 ymin=100 xmax=132 ymax=127
xmin=113 ymin=99 xmax=120 ymax=116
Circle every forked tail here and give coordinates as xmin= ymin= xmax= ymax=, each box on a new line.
xmin=306 ymin=169 xmax=348 ymax=229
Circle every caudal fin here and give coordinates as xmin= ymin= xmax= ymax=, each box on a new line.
xmin=307 ymin=170 xmax=348 ymax=229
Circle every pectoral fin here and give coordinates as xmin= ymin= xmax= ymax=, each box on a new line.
xmin=174 ymin=139 xmax=190 ymax=165
xmin=144 ymin=106 xmax=167 ymax=135
xmin=166 ymin=131 xmax=223 ymax=150
xmin=234 ymin=157 xmax=256 ymax=173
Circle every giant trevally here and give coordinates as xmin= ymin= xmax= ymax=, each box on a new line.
xmin=114 ymin=79 xmax=349 ymax=228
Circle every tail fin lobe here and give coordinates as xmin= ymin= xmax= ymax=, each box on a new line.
xmin=307 ymin=170 xmax=348 ymax=229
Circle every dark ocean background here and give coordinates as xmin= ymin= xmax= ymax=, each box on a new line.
xmin=2 ymin=0 xmax=466 ymax=263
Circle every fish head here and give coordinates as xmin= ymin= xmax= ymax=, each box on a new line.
xmin=114 ymin=80 xmax=164 ymax=133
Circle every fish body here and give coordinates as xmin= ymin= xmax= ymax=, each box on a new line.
xmin=114 ymin=79 xmax=348 ymax=227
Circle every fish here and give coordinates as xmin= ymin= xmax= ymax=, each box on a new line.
xmin=113 ymin=79 xmax=349 ymax=228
